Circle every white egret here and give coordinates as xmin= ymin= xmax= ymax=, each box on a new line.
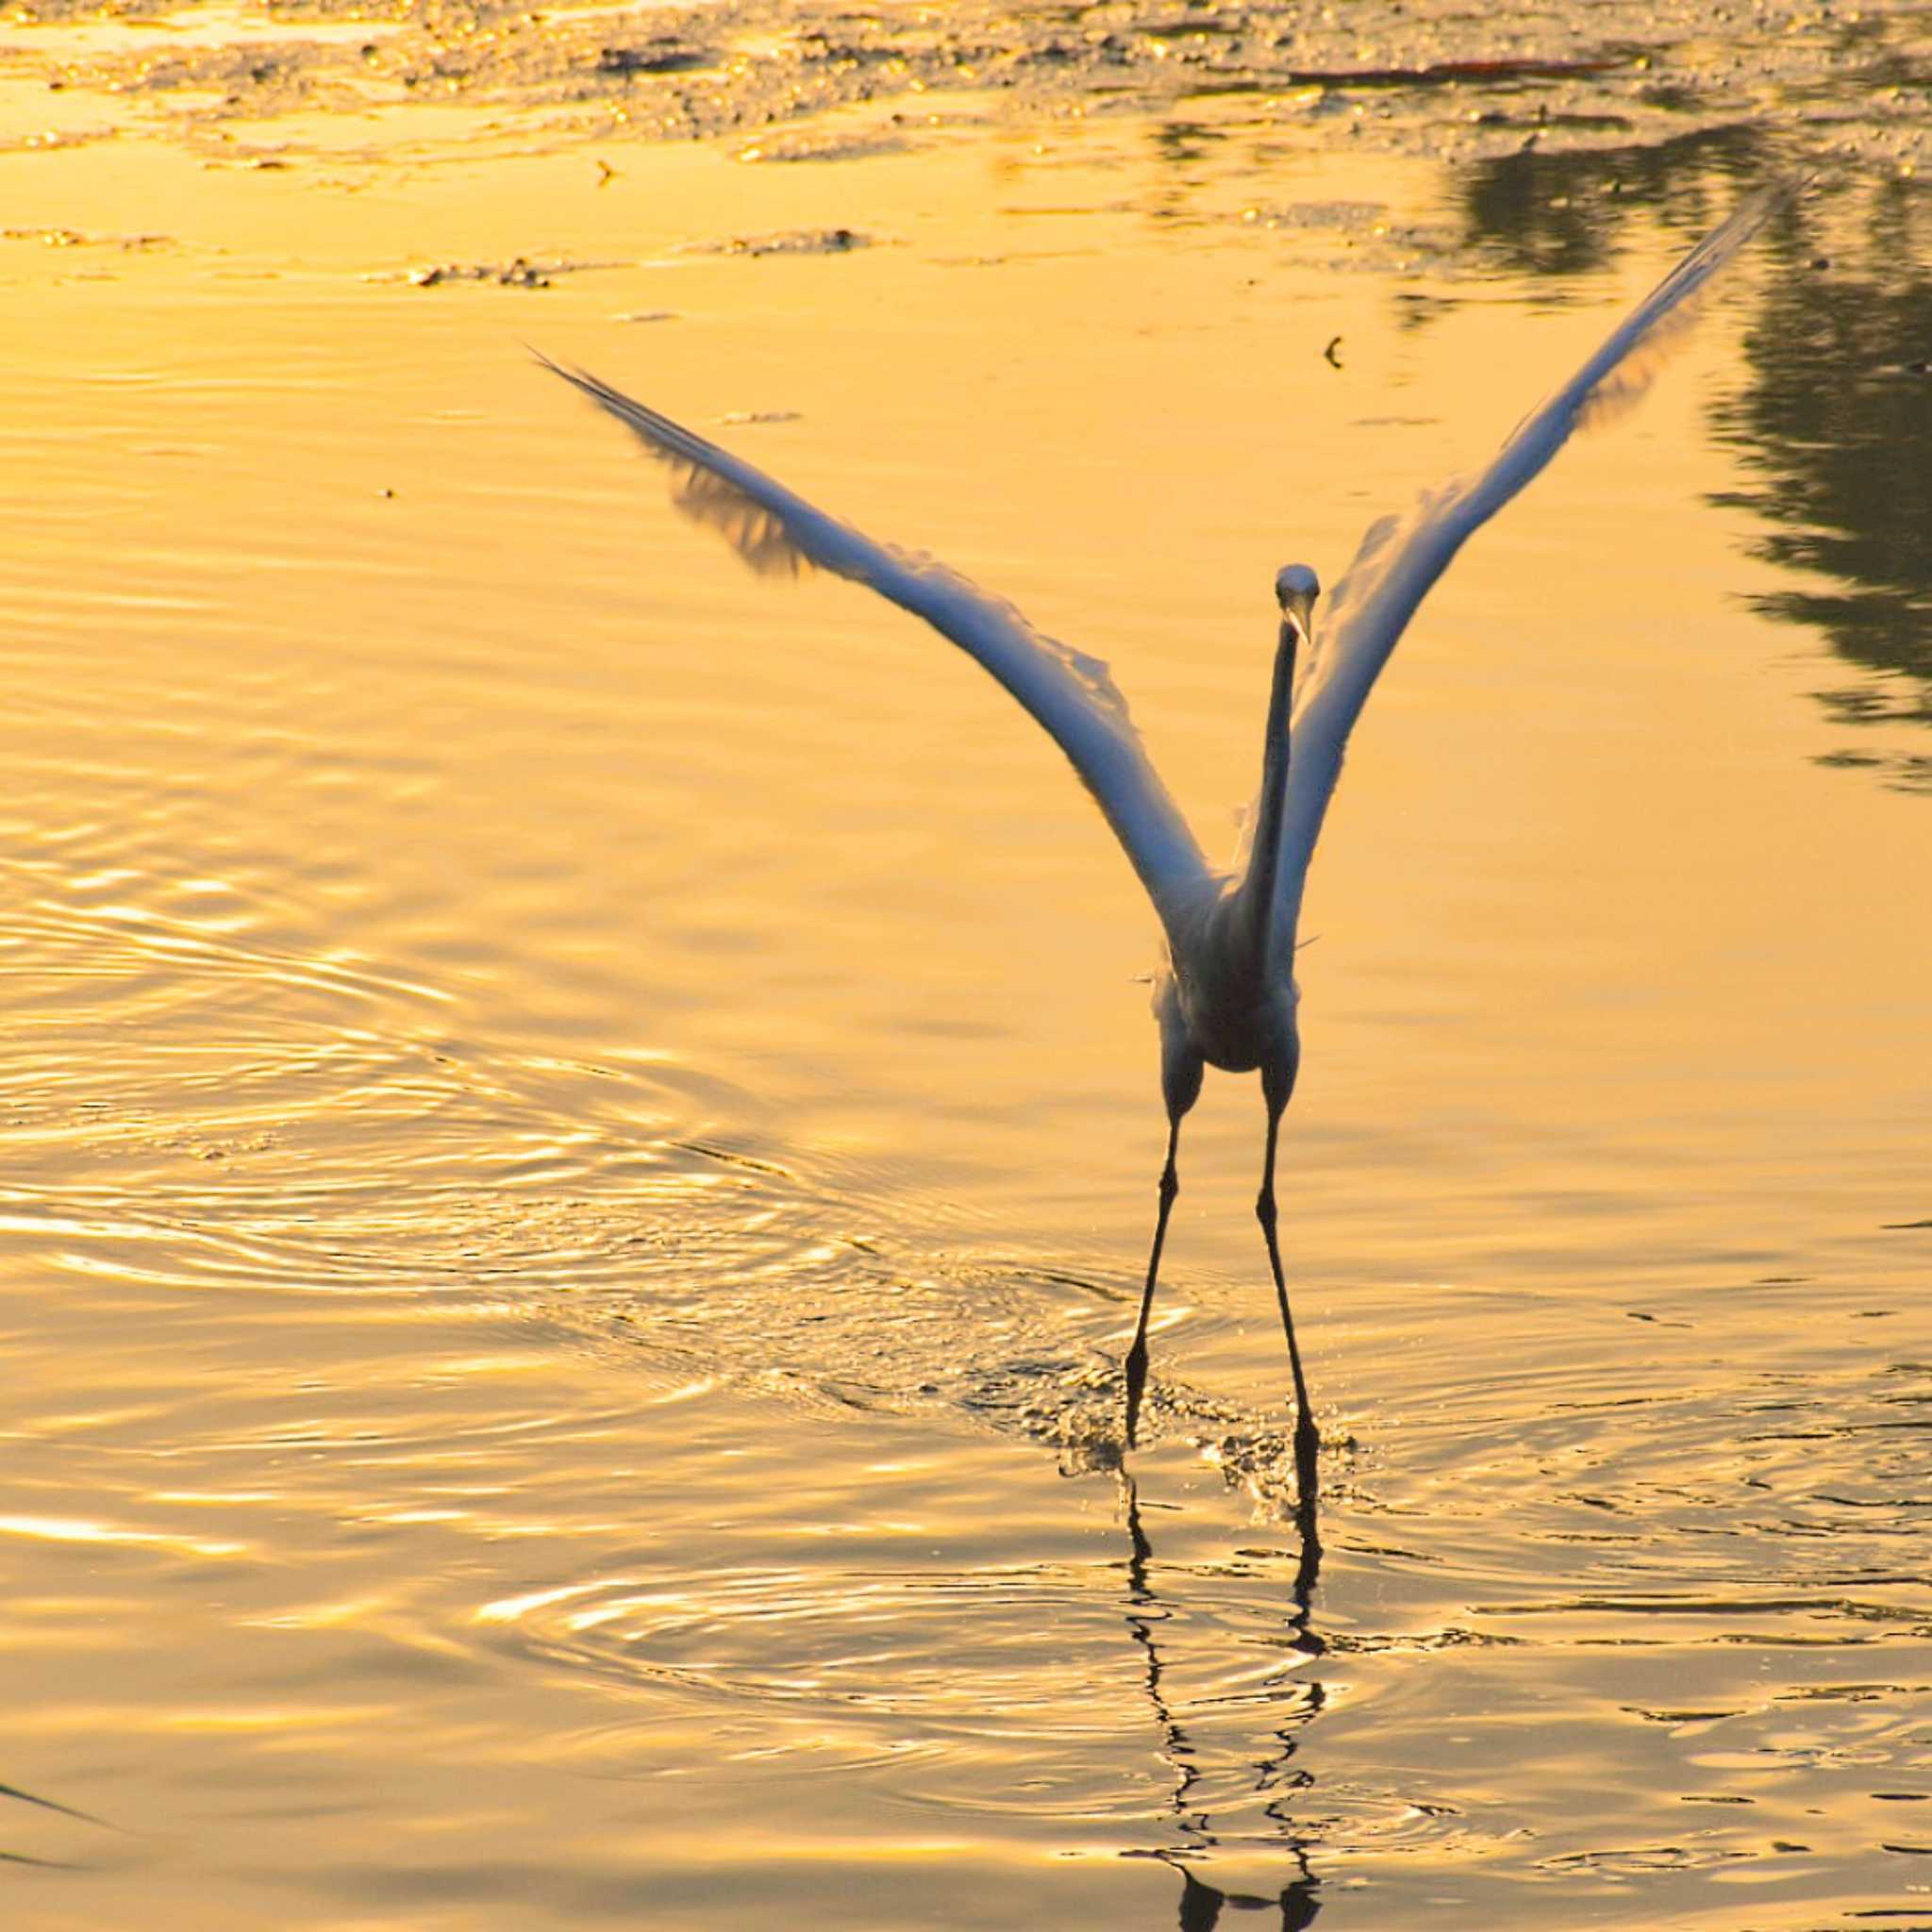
xmin=541 ymin=188 xmax=1778 ymax=1480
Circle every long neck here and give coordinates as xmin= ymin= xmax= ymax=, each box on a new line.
xmin=1239 ymin=618 xmax=1298 ymax=956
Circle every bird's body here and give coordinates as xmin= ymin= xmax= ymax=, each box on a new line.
xmin=1163 ymin=887 xmax=1297 ymax=1082
xmin=543 ymin=188 xmax=1782 ymax=1490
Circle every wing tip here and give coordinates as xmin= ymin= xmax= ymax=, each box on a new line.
xmin=531 ymin=347 xmax=622 ymax=414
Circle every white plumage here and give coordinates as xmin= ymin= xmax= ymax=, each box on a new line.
xmin=541 ymin=186 xmax=1780 ymax=1486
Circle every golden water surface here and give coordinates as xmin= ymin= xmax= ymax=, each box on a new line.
xmin=2 ymin=2 xmax=1928 ymax=1925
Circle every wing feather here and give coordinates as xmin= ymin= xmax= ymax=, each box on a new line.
xmin=1271 ymin=188 xmax=1787 ymax=960
xmin=540 ymin=357 xmax=1214 ymax=938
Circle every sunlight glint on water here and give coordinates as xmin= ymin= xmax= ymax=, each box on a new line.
xmin=1 ymin=10 xmax=1928 ymax=1925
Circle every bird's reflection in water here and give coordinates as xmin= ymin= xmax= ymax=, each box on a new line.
xmin=1118 ymin=1472 xmax=1324 ymax=1927
xmin=1166 ymin=1858 xmax=1320 ymax=1932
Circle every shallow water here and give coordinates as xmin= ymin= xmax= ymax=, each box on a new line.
xmin=3 ymin=2 xmax=1929 ymax=1925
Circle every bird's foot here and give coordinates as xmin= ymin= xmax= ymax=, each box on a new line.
xmin=1292 ymin=1408 xmax=1321 ymax=1489
xmin=1122 ymin=1343 xmax=1148 ymax=1449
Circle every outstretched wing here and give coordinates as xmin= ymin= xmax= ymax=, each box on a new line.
xmin=1268 ymin=188 xmax=1785 ymax=961
xmin=541 ymin=358 xmax=1215 ymax=941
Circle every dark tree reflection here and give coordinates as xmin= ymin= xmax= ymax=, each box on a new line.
xmin=1710 ymin=183 xmax=1932 ymax=766
xmin=1449 ymin=144 xmax=1932 ymax=785
xmin=1455 ymin=125 xmax=1768 ymax=280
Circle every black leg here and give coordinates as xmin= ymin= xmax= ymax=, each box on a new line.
xmin=1257 ymin=1082 xmax=1320 ymax=1497
xmin=1124 ymin=1115 xmax=1181 ymax=1448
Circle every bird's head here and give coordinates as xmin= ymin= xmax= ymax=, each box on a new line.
xmin=1274 ymin=563 xmax=1320 ymax=647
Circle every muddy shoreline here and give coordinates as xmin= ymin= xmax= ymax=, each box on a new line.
xmin=6 ymin=0 xmax=1927 ymax=175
